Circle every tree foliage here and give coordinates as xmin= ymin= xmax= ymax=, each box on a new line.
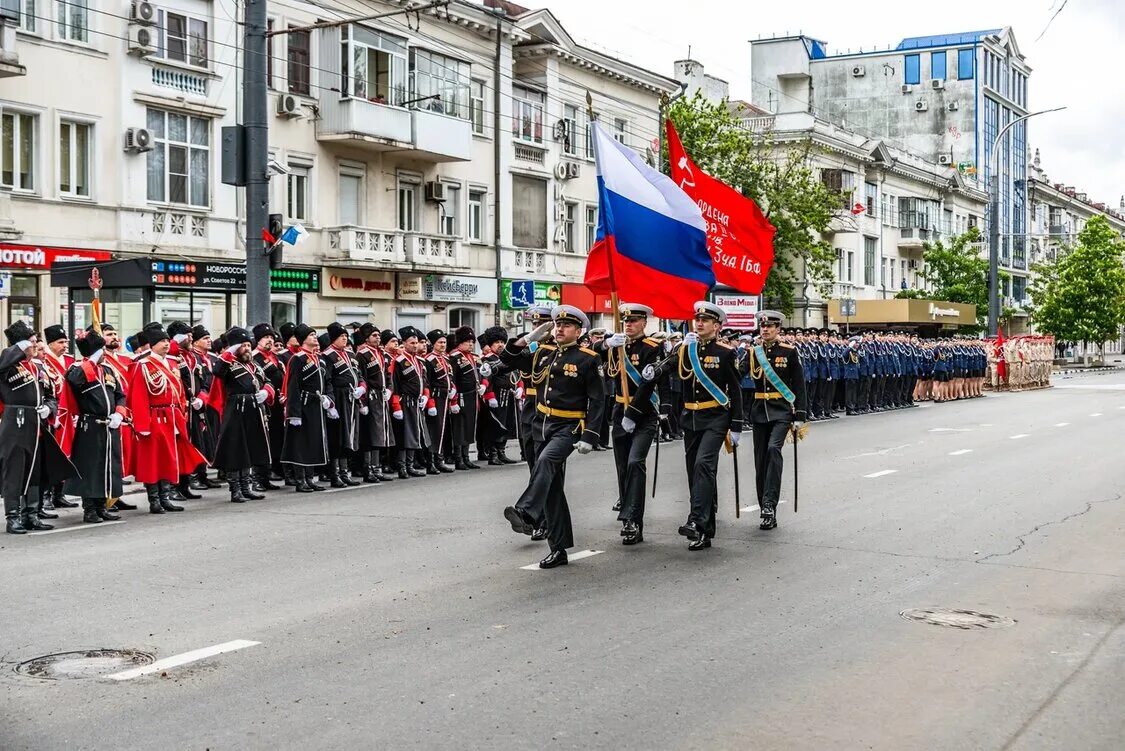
xmin=1028 ymin=215 xmax=1125 ymax=345
xmin=917 ymin=227 xmax=988 ymax=332
xmin=665 ymin=93 xmax=841 ymax=315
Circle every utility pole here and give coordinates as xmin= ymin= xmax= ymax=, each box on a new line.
xmin=492 ymin=9 xmax=504 ymax=325
xmin=243 ymin=0 xmax=270 ymax=325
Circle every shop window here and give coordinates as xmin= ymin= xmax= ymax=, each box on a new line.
xmin=448 ymin=307 xmax=478 ymax=332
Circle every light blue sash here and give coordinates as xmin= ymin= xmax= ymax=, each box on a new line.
xmin=621 ymin=353 xmax=661 ymax=411
xmin=754 ymin=345 xmax=796 ymax=404
xmin=688 ymin=340 xmax=730 ymax=407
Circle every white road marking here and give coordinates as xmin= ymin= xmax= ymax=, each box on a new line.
xmin=107 ymin=640 xmax=261 ymax=681
xmin=1054 ymin=384 xmax=1125 ymax=390
xmin=844 ymin=444 xmax=913 ymax=459
xmin=1009 ymin=434 xmax=1030 ymax=440
xmin=949 ymin=449 xmax=974 ymax=456
xmin=929 ymin=427 xmax=972 ymax=433
xmin=1054 ymin=423 xmax=1070 ymax=428
xmin=740 ymin=500 xmax=788 ymax=514
xmin=520 ymin=549 xmax=603 ymax=570
xmin=1090 ymin=413 xmax=1103 ymax=417
xmin=29 ymin=521 xmax=125 ymax=536
xmin=863 ymin=470 xmax=898 ymax=479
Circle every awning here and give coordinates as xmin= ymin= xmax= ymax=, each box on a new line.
xmin=827 ymin=299 xmax=977 ymax=327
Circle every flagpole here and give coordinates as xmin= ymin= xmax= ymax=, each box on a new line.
xmin=588 ymin=91 xmax=630 ymax=407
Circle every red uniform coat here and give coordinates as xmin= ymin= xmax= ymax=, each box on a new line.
xmin=43 ymin=352 xmax=77 ymax=455
xmin=127 ymin=354 xmax=206 ymax=483
xmin=103 ymin=351 xmax=135 ymax=477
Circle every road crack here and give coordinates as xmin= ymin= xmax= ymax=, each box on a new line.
xmin=977 ymin=493 xmax=1121 ymax=563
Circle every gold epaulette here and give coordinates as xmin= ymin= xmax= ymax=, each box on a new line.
xmin=643 ymin=337 xmax=659 ymax=347
xmin=716 ymin=341 xmax=733 ymax=349
xmin=579 ymin=347 xmax=598 ymax=357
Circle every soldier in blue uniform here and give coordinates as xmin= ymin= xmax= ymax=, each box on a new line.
xmin=843 ymin=335 xmax=861 ymax=414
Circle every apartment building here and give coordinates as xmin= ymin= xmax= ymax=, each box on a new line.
xmin=0 ymin=0 xmax=677 ymax=337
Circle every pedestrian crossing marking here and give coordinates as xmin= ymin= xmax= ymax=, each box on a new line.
xmin=1054 ymin=423 xmax=1070 ymax=427
xmin=863 ymin=470 xmax=898 ymax=479
xmin=521 ymin=549 xmax=603 ymax=570
xmin=1009 ymin=434 xmax=1030 ymax=440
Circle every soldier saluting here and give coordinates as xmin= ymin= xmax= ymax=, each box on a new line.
xmin=745 ymin=310 xmax=807 ymax=530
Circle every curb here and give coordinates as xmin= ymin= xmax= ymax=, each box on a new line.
xmin=1054 ymin=365 xmax=1125 ymax=376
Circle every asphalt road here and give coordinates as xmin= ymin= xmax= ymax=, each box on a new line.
xmin=1 ymin=373 xmax=1122 ymax=750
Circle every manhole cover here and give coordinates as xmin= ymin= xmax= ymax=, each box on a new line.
xmin=14 ymin=650 xmax=154 ymax=680
xmin=900 ymin=608 xmax=1016 ymax=630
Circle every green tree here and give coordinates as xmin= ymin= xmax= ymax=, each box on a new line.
xmin=666 ymin=93 xmax=841 ymax=315
xmin=917 ymin=227 xmax=989 ymax=332
xmin=1028 ymin=215 xmax=1125 ymax=351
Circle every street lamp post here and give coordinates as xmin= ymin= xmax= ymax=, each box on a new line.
xmin=987 ymin=106 xmax=1066 ymax=336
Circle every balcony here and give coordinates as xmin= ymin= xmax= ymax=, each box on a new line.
xmin=316 ymin=98 xmax=471 ymax=162
xmin=151 ymin=63 xmax=208 ymax=97
xmin=898 ymin=227 xmax=933 ymax=249
xmin=324 ymin=226 xmax=466 ymax=270
xmin=404 ymin=233 xmax=466 ymax=269
xmin=0 ymin=18 xmax=25 ymax=78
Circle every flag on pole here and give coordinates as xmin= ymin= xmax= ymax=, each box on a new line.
xmin=280 ymin=223 xmax=309 ymax=246
xmin=584 ymin=121 xmax=711 ymax=319
xmin=666 ymin=120 xmax=776 ymax=294
xmin=261 ymin=228 xmax=277 ymax=245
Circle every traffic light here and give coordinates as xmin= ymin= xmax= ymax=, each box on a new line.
xmin=268 ymin=213 xmax=284 ymax=269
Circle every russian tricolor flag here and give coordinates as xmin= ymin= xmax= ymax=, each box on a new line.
xmin=584 ymin=121 xmax=712 ymax=319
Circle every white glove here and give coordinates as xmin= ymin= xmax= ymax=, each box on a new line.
xmin=479 ymin=362 xmax=493 ymax=378
xmin=575 ymin=440 xmax=594 ymax=455
xmin=191 ymin=397 xmax=204 ymax=411
xmin=684 ymin=332 xmax=699 ymax=345
xmin=327 ymin=407 xmax=340 ymax=420
xmin=477 ymin=384 xmax=486 ymax=397
xmin=393 ymin=409 xmax=404 ymax=420
xmin=320 ymin=395 xmax=332 ymax=410
xmin=526 ymin=321 xmax=553 ymax=344
xmin=383 ymin=388 xmax=392 ymax=403
xmin=449 ymin=387 xmax=458 ymax=400
xmin=641 ymin=364 xmax=656 ymax=382
xmin=351 ymin=386 xmax=364 ymax=400
xmin=254 ymin=390 xmax=268 ymax=404
xmin=488 ymin=398 xmax=499 ymax=409
xmin=450 ymin=404 xmax=461 ymax=415
xmin=515 ymin=387 xmax=524 ymax=400
xmin=108 ymin=412 xmax=124 ymax=430
xmin=729 ymin=431 xmax=741 ymax=448
xmin=288 ymin=417 xmax=302 ymax=427
xmin=16 ymin=339 xmax=33 ymax=352
xmin=355 ymin=384 xmax=367 ymax=398
xmin=605 ymin=332 xmax=627 ymax=348
xmin=427 ymin=406 xmax=438 ymax=417
xmin=663 ymin=341 xmax=673 ymax=353
xmin=36 ymin=404 xmax=50 ymax=419
xmin=621 ymin=416 xmax=636 ymax=433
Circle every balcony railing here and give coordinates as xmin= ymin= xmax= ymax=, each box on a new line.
xmin=405 ymin=233 xmax=465 ymax=269
xmin=0 ymin=18 xmax=25 ymax=78
xmin=151 ymin=64 xmax=208 ymax=96
xmin=325 ymin=226 xmax=467 ymax=269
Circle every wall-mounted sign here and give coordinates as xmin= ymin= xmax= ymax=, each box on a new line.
xmin=321 ymin=268 xmax=394 ymax=299
xmin=400 ymin=274 xmax=497 ymax=304
xmin=711 ymin=293 xmax=760 ymax=330
xmin=271 ymin=268 xmax=320 ymax=293
xmin=0 ymin=243 xmax=111 ymax=269
xmin=501 ymin=279 xmax=562 ymax=310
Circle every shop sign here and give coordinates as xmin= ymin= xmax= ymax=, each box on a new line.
xmin=0 ymin=243 xmax=111 ymax=269
xmin=150 ymin=260 xmax=247 ymax=288
xmin=398 ymin=275 xmax=423 ymax=300
xmin=321 ymin=268 xmax=394 ymax=299
xmin=424 ymin=275 xmax=497 ymax=304
xmin=501 ymin=279 xmax=562 ymax=310
xmin=271 ymin=268 xmax=320 ymax=293
xmin=711 ymin=293 xmax=760 ymax=330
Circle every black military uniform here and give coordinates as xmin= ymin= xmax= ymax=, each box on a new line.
xmin=746 ymin=310 xmax=807 ymax=530
xmin=422 ymin=329 xmax=456 ymax=475
xmin=639 ymin=301 xmax=743 ymax=550
xmin=212 ymin=327 xmax=274 ymax=503
xmin=447 ymin=326 xmax=482 ymax=470
xmin=281 ymin=324 xmax=331 ymax=492
xmin=478 ymin=326 xmax=519 ymax=466
xmin=354 ymin=325 xmax=395 ymax=483
xmin=251 ymin=323 xmax=286 ymax=489
xmin=322 ymin=322 xmax=364 ymax=488
xmin=64 ymin=330 xmax=127 ymax=524
xmin=390 ymin=327 xmax=429 ymax=479
xmin=500 ymin=305 xmax=605 ymax=569
xmin=601 ymin=303 xmax=664 ymax=545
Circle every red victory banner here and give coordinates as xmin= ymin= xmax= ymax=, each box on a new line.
xmin=666 ymin=120 xmax=777 ymax=294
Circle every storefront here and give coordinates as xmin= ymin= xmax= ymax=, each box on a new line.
xmin=51 ymin=258 xmax=319 ymax=339
xmin=0 ymin=243 xmax=111 ymax=333
xmin=396 ymin=273 xmax=498 ymax=334
xmin=827 ymin=298 xmax=979 ymax=335
xmin=309 ymin=267 xmax=397 ymax=330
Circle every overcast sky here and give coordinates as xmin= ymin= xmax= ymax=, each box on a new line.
xmin=547 ymin=0 xmax=1123 ymax=208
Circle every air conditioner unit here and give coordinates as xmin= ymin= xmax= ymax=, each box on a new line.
xmin=276 ymin=93 xmax=302 ymax=118
xmin=947 ymin=102 xmax=959 ymax=112
xmin=915 ymin=100 xmax=928 ymax=112
xmin=901 ymin=84 xmax=913 ymax=94
xmin=852 ymin=65 xmax=866 ymax=77
xmin=424 ymin=181 xmax=448 ymax=202
xmin=127 ymin=24 xmax=156 ymax=56
xmin=938 ymin=154 xmax=953 ymax=166
xmin=131 ymin=1 xmax=156 ymax=24
xmin=124 ymin=127 xmax=154 ymax=153
xmin=565 ymin=161 xmax=580 ymax=179
xmin=930 ymin=79 xmax=945 ymax=90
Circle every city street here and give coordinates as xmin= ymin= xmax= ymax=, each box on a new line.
xmin=1 ymin=373 xmax=1122 ymax=750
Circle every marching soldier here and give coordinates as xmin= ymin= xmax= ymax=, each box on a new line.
xmin=167 ymin=323 xmax=206 ymax=501
xmin=745 ymin=310 xmax=807 ymax=530
xmin=251 ymin=324 xmax=286 ymax=489
xmin=212 ymin=327 xmax=275 ymax=503
xmin=601 ymin=303 xmax=664 ymax=545
xmin=423 ymin=329 xmax=457 ymax=474
xmin=282 ymin=324 xmax=332 ymax=492
xmin=40 ymin=324 xmax=77 ymax=514
xmin=448 ymin=326 xmax=482 ymax=470
xmin=500 ymin=305 xmax=605 ymax=568
xmin=389 ymin=327 xmax=429 ymax=479
xmin=322 ymin=322 xmax=364 ymax=488
xmin=354 ymin=325 xmax=395 ymax=483
xmin=128 ymin=323 xmax=205 ymax=515
xmin=638 ymin=301 xmax=742 ymax=550
xmin=65 ymin=329 xmax=128 ymax=524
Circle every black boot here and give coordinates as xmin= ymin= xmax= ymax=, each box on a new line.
xmin=158 ymin=481 xmax=184 ymax=512
xmin=253 ymin=467 xmax=280 ymax=492
xmin=37 ymin=506 xmax=59 ymax=520
xmin=759 ymin=509 xmax=777 ymax=530
xmin=435 ymin=453 xmax=456 ymax=473
xmin=406 ymin=451 xmax=427 ymax=478
xmin=239 ymin=469 xmax=265 ymax=500
xmin=487 ymin=447 xmax=503 ymax=466
xmin=41 ymin=486 xmax=57 ymax=511
xmin=688 ymin=534 xmax=712 ymax=551
xmin=199 ymin=467 xmax=223 ymax=489
xmin=283 ymin=465 xmax=297 ymax=487
xmin=113 ymin=497 xmax=138 ymax=511
xmin=96 ymin=502 xmax=120 ymax=522
xmin=175 ymin=475 xmax=201 ymax=500
xmin=52 ymin=484 xmax=78 ymax=508
xmin=326 ymin=461 xmax=346 ymax=488
xmin=146 ymin=484 xmax=164 ymax=514
xmin=425 ymin=452 xmax=441 ymax=476
xmin=496 ymin=447 xmax=520 ymax=465
xmin=305 ymin=467 xmax=325 ymax=492
xmin=462 ymin=447 xmax=480 ymax=470
xmin=6 ymin=509 xmax=26 ymax=534
xmin=338 ymin=459 xmax=361 ymax=487
xmin=229 ymin=474 xmax=248 ymax=503
xmin=622 ymin=521 xmax=643 ymax=545
xmin=452 ymin=451 xmax=469 ymax=471
xmin=397 ymin=457 xmax=410 ymax=479
xmin=22 ymin=510 xmax=53 ymax=532
xmin=82 ymin=499 xmax=102 ymax=524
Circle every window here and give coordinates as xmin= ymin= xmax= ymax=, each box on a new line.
xmin=888 ymin=258 xmax=895 ymax=288
xmin=266 ymin=19 xmax=274 ymax=89
xmin=411 ymin=49 xmax=470 ymax=119
xmin=614 ymin=118 xmax=628 ymax=145
xmin=1012 ymin=275 xmax=1026 ymax=303
xmin=338 ymin=170 xmax=362 ymax=226
xmin=863 ymin=236 xmax=876 ymax=286
xmin=1 ymin=111 xmax=37 ymax=191
xmin=157 ymin=11 xmax=207 ymax=67
xmin=468 ymin=189 xmax=485 ymax=242
xmin=513 ymin=85 xmax=545 ymax=144
xmin=342 ymin=24 xmax=407 ymax=105
xmin=563 ymin=104 xmax=579 ymax=156
xmin=19 ymin=0 xmax=36 ymax=33
xmin=146 ymin=109 xmax=209 ymax=206
xmin=287 ymin=164 xmax=310 ymax=223
xmin=288 ymin=28 xmax=310 ymax=96
xmin=931 ymin=51 xmax=947 ymax=80
xmin=904 ymin=54 xmax=920 ymax=85
xmin=562 ymin=201 xmax=578 ymax=252
xmin=439 ymin=183 xmax=460 ymax=236
xmin=585 ymin=205 xmax=598 ymax=252
xmin=470 ymin=79 xmax=486 ymax=135
xmin=397 ymin=173 xmax=420 ymax=232
xmin=56 ymin=0 xmax=88 ymax=43
xmin=958 ymin=48 xmax=974 ymax=80
xmin=585 ymin=113 xmax=596 ymax=158
xmin=448 ymin=307 xmax=478 ymax=332
xmin=881 ymin=192 xmax=897 ymax=227
xmin=846 ymin=251 xmax=854 ymax=283
xmin=900 ymin=259 xmax=907 ymax=288
xmin=58 ymin=120 xmax=90 ymax=198
xmin=864 ymin=182 xmax=877 ymax=217
xmin=512 ymin=175 xmax=547 ymax=248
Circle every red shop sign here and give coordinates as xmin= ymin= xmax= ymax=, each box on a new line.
xmin=0 ymin=243 xmax=111 ymax=270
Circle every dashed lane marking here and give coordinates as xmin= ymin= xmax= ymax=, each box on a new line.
xmin=949 ymin=449 xmax=974 ymax=456
xmin=29 ymin=521 xmax=126 ymax=536
xmin=863 ymin=470 xmax=898 ymax=479
xmin=107 ymin=640 xmax=261 ymax=681
xmin=1010 ymin=434 xmax=1030 ymax=440
xmin=929 ymin=428 xmax=972 ymax=433
xmin=1054 ymin=423 xmax=1070 ymax=427
xmin=740 ymin=500 xmax=789 ymax=514
xmin=1090 ymin=413 xmax=1103 ymax=417
xmin=520 ymin=549 xmax=603 ymax=570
